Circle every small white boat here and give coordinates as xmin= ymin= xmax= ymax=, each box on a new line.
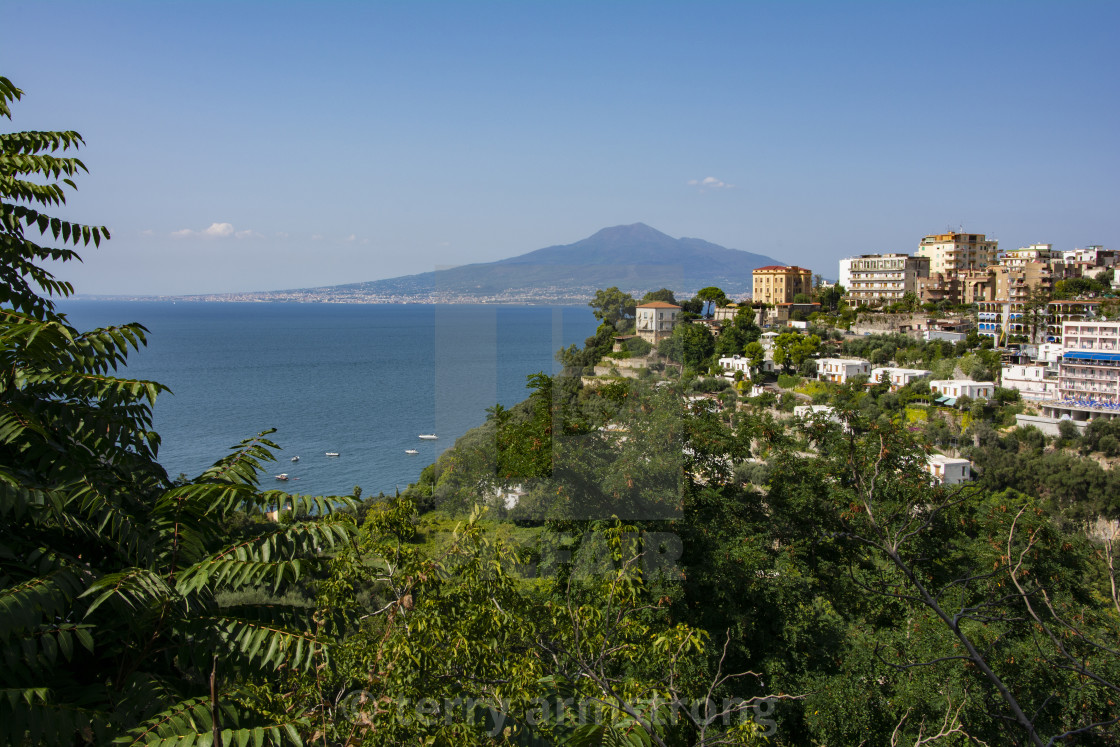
xmin=418 ymin=434 xmax=438 ymax=440
xmin=405 ymin=449 xmax=419 ymax=455
xmin=325 ymin=452 xmax=340 ymax=457
xmin=275 ymin=473 xmax=289 ymax=481
xmin=291 ymin=456 xmax=300 ymax=462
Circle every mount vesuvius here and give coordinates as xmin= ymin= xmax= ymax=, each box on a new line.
xmin=194 ymin=224 xmax=787 ymax=303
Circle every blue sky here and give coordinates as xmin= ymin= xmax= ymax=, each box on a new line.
xmin=5 ymin=1 xmax=1118 ymax=295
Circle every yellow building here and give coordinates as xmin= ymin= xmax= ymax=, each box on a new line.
xmin=916 ymin=232 xmax=998 ymax=274
xmin=752 ymin=265 xmax=812 ymax=305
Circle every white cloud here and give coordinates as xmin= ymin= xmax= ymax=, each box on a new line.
xmin=235 ymin=230 xmax=264 ymax=239
xmin=687 ymin=176 xmax=735 ymax=190
xmin=203 ymin=222 xmax=235 ymax=238
xmin=344 ymin=234 xmax=357 ymax=242
xmin=170 ymin=221 xmax=246 ymax=239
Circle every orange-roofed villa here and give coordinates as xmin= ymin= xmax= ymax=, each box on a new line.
xmin=635 ymin=301 xmax=680 ymax=344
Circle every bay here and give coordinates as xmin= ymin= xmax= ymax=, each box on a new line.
xmin=57 ymin=302 xmax=600 ymax=497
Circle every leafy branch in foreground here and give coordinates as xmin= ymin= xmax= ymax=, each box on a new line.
xmin=0 ymin=75 xmax=358 ymax=746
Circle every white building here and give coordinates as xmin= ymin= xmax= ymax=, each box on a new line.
xmin=870 ymin=367 xmax=933 ymax=391
xmin=816 ymin=358 xmax=871 ymax=384
xmin=719 ymin=355 xmax=752 ymax=377
xmin=1000 ymin=364 xmax=1058 ymax=402
xmin=1039 ymin=321 xmax=1120 ymax=422
xmin=634 ymin=302 xmax=680 ymax=345
xmin=793 ymin=404 xmax=844 ymax=428
xmin=842 ymin=253 xmax=930 ymax=307
xmin=1000 ymin=243 xmax=1053 ymax=267
xmin=1060 ymin=245 xmax=1117 ymax=269
xmin=929 ymin=380 xmax=995 ymax=400
xmin=1056 ymin=321 xmax=1120 ymax=407
xmin=926 ymin=454 xmax=973 ymax=485
xmin=838 ymin=257 xmax=854 ymax=291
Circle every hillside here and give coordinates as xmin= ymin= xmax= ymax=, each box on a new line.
xmin=233 ymin=224 xmax=784 ymax=303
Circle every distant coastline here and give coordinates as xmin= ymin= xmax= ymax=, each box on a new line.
xmin=72 ymin=223 xmax=782 ymax=305
xmin=70 ymin=290 xmax=603 ymax=305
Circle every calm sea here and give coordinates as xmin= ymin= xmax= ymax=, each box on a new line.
xmin=57 ymin=302 xmax=599 ymax=497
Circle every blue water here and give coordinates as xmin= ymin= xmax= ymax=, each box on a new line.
xmin=57 ymin=302 xmax=599 ymax=497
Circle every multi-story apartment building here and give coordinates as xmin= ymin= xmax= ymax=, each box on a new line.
xmin=1039 ymin=321 xmax=1120 ymax=421
xmin=634 ymin=302 xmax=680 ymax=345
xmin=1046 ymin=300 xmax=1101 ymax=344
xmin=841 ymin=254 xmax=930 ymax=307
xmin=752 ymin=265 xmax=812 ymax=305
xmin=1000 ymin=243 xmax=1053 ymax=267
xmin=976 ymin=262 xmax=1056 ymax=343
xmin=917 ymin=232 xmax=998 ymax=274
xmin=1061 ymin=245 xmax=1117 ymax=271
xmin=916 ymin=268 xmax=994 ymax=306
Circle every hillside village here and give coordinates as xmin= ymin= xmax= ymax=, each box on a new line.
xmin=555 ymin=229 xmax=1120 ymax=495
xmin=390 ymin=231 xmax=1120 ymax=743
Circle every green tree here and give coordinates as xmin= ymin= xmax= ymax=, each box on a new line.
xmin=743 ymin=341 xmax=765 ymax=374
xmin=658 ymin=322 xmax=715 ymax=369
xmin=695 ymin=286 xmax=730 ymax=317
xmin=640 ymin=287 xmax=678 ymax=305
xmin=818 ymin=284 xmax=845 ymax=313
xmin=771 ymin=332 xmax=820 ymax=374
xmin=0 ymin=76 xmax=355 ymax=746
xmin=589 ymin=286 xmax=637 ymax=328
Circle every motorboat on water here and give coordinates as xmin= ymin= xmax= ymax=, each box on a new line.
xmin=418 ymin=434 xmax=438 ymax=440
xmin=405 ymin=449 xmax=419 ymax=455
xmin=325 ymin=452 xmax=340 ymax=457
xmin=275 ymin=473 xmax=289 ymax=481
xmin=291 ymin=456 xmax=300 ymax=462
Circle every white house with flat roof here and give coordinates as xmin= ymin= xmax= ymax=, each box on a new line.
xmin=1001 ymin=363 xmax=1058 ymax=401
xmin=929 ymin=380 xmax=994 ymax=401
xmin=870 ymin=367 xmax=932 ymax=391
xmin=816 ymin=358 xmax=871 ymax=384
xmin=926 ymin=454 xmax=973 ymax=485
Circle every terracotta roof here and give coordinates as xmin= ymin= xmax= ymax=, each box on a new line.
xmin=636 ymin=301 xmax=681 ymax=309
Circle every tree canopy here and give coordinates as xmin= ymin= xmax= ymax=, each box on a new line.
xmin=640 ymin=287 xmax=678 ymax=305
xmin=589 ymin=286 xmax=637 ymax=328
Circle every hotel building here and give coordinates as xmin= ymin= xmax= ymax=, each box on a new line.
xmin=841 ymin=254 xmax=930 ymax=307
xmin=752 ymin=265 xmax=812 ymax=305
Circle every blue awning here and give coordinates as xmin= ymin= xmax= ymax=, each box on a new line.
xmin=942 ymin=397 xmax=957 ymax=407
xmin=1063 ymin=351 xmax=1120 ymax=362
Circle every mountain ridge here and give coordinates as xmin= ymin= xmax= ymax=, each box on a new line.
xmin=178 ymin=224 xmax=787 ymax=303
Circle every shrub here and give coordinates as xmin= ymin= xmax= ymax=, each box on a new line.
xmin=777 ymin=374 xmax=802 ymax=390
